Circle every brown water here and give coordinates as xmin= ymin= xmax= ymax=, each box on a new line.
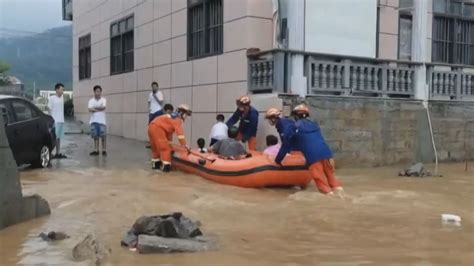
xmin=0 ymin=137 xmax=473 ymax=265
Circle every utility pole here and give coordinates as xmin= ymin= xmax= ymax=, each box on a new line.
xmin=33 ymin=81 xmax=36 ymax=99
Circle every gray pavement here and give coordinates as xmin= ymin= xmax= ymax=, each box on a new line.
xmin=49 ymin=133 xmax=150 ymax=171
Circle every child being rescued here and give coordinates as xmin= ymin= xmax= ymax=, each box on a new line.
xmin=263 ymin=134 xmax=281 ymax=157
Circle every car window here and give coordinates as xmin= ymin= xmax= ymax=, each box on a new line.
xmin=0 ymin=102 xmax=14 ymax=124
xmin=11 ymin=100 xmax=36 ymax=122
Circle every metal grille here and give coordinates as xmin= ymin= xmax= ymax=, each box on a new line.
xmin=123 ymin=31 xmax=134 ymax=72
xmin=208 ymin=0 xmax=222 ymax=55
xmin=433 ymin=17 xmax=453 ymax=63
xmin=188 ymin=0 xmax=222 ymax=59
xmin=189 ymin=5 xmax=205 ymax=58
xmin=110 ymin=15 xmax=134 ymax=75
xmin=433 ymin=16 xmax=474 ymax=65
xmin=79 ymin=34 xmax=91 ymax=80
xmin=454 ymin=20 xmax=474 ymax=65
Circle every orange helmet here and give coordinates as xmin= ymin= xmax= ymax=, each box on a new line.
xmin=265 ymin=108 xmax=281 ymax=119
xmin=236 ymin=95 xmax=251 ymax=106
xmin=292 ymin=104 xmax=310 ymax=116
xmin=177 ymin=104 xmax=192 ymax=115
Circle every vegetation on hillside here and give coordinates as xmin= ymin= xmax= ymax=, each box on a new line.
xmin=0 ymin=60 xmax=11 ymax=85
xmin=0 ymin=26 xmax=72 ymax=96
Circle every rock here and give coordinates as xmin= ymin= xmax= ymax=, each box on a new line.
xmin=72 ymin=234 xmax=111 ymax=265
xmin=128 ymin=213 xmax=202 ymax=240
xmin=122 ymin=213 xmax=207 ymax=253
xmin=406 ymin=163 xmax=424 ymax=176
xmin=120 ymin=230 xmax=138 ymax=248
xmin=137 ymin=235 xmax=211 ymax=254
xmin=39 ymin=231 xmax=70 ymax=241
xmin=400 ymin=163 xmax=434 ymax=177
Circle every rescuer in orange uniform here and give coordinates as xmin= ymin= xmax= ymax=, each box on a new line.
xmin=148 ymin=104 xmax=192 ymax=172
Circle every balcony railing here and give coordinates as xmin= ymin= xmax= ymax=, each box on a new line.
xmin=247 ymin=49 xmax=474 ymax=101
xmin=427 ymin=64 xmax=474 ymax=100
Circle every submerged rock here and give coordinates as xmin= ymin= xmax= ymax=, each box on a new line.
xmin=122 ymin=212 xmax=209 ymax=253
xmin=399 ymin=163 xmax=433 ymax=177
xmin=121 ymin=230 xmax=138 ymax=248
xmin=39 ymin=231 xmax=70 ymax=241
xmin=137 ymin=235 xmax=211 ymax=254
xmin=72 ymin=234 xmax=111 ymax=265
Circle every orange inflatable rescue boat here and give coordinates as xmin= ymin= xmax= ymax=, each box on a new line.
xmin=172 ymin=145 xmax=312 ymax=188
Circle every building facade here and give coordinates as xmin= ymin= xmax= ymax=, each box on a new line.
xmin=66 ymin=0 xmax=474 ymax=162
xmin=68 ymin=0 xmax=276 ymax=148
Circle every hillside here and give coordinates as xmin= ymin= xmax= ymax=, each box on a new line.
xmin=0 ymin=25 xmax=72 ymax=96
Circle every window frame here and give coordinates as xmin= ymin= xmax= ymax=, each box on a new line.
xmin=432 ymin=0 xmax=474 ymax=65
xmin=78 ymin=34 xmax=91 ymax=80
xmin=110 ymin=14 xmax=134 ymax=75
xmin=187 ymin=0 xmax=223 ymax=60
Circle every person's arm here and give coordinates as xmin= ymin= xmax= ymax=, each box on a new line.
xmin=226 ymin=109 xmax=240 ymax=127
xmin=172 ymin=119 xmax=187 ymax=146
xmin=156 ymin=91 xmax=164 ymax=105
xmin=275 ymin=123 xmax=296 ymax=165
xmin=88 ymin=99 xmax=97 ymax=113
xmin=148 ymin=94 xmax=151 ymax=110
xmin=275 ymin=141 xmax=290 ymax=165
xmin=94 ymin=98 xmax=106 ymax=111
xmin=241 ymin=109 xmax=259 ymax=142
xmin=47 ymin=97 xmax=53 ymax=113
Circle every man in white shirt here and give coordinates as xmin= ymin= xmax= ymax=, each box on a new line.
xmin=209 ymin=114 xmax=228 ymax=147
xmin=148 ymin=81 xmax=164 ymax=123
xmin=48 ymin=83 xmax=67 ymax=159
xmin=88 ymin=85 xmax=107 ymax=156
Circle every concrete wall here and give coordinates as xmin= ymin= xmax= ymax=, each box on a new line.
xmin=282 ymin=96 xmax=474 ymax=167
xmin=71 ymin=0 xmax=275 ymax=148
xmin=0 ymin=115 xmax=51 ymax=229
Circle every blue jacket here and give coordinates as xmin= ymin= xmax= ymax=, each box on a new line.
xmin=294 ymin=118 xmax=333 ymax=165
xmin=226 ymin=106 xmax=259 ymax=142
xmin=274 ymin=118 xmax=297 ymax=164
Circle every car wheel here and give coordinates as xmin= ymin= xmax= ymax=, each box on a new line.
xmin=32 ymin=145 xmax=51 ymax=168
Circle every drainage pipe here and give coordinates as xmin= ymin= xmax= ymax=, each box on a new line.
xmin=424 ymin=101 xmax=439 ymax=176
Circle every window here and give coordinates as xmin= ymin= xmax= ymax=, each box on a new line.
xmin=79 ymin=34 xmax=91 ymax=80
xmin=11 ymin=101 xmax=36 ymax=122
xmin=188 ymin=0 xmax=223 ymax=59
xmin=432 ymin=0 xmax=474 ymax=65
xmin=398 ymin=0 xmax=413 ymax=60
xmin=110 ymin=15 xmax=134 ymax=74
xmin=398 ymin=15 xmax=412 ymax=60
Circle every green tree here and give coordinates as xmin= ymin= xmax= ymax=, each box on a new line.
xmin=0 ymin=60 xmax=11 ymax=86
xmin=0 ymin=60 xmax=10 ymax=74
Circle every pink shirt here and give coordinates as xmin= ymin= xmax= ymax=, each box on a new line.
xmin=263 ymin=144 xmax=281 ymax=157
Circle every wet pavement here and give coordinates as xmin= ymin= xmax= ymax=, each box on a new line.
xmin=0 ymin=134 xmax=473 ymax=265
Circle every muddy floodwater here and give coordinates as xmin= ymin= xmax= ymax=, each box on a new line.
xmin=0 ymin=136 xmax=473 ymax=265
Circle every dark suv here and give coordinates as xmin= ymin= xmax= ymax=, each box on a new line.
xmin=0 ymin=95 xmax=56 ymax=168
